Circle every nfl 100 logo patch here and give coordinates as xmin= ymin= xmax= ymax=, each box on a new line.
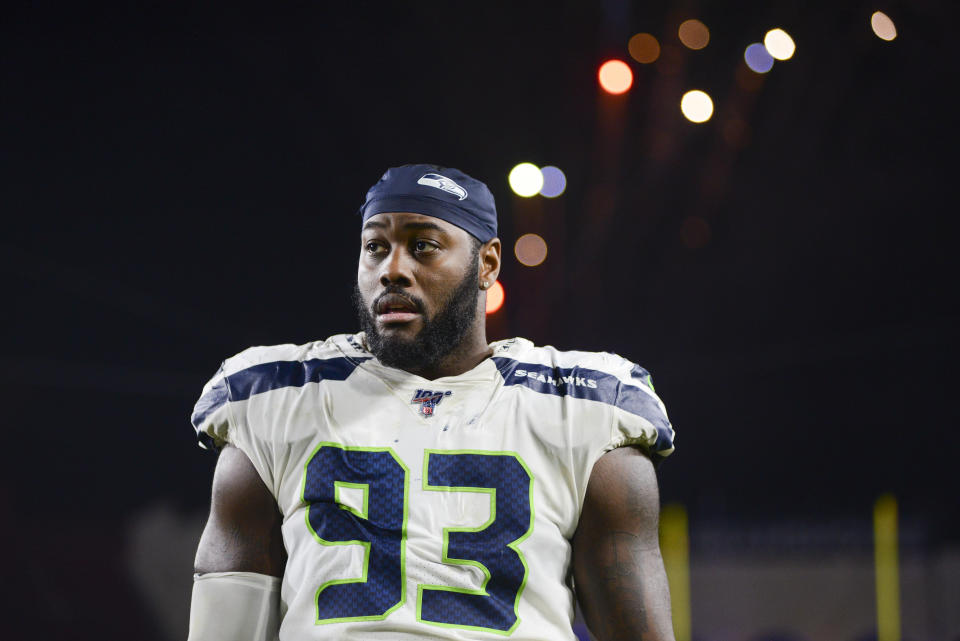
xmin=410 ymin=389 xmax=452 ymax=417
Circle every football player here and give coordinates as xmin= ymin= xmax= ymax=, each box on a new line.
xmin=189 ymin=164 xmax=677 ymax=640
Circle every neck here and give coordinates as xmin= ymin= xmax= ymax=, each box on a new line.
xmin=405 ymin=326 xmax=492 ymax=380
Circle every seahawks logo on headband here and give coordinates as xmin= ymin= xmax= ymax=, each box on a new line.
xmin=417 ymin=173 xmax=468 ymax=201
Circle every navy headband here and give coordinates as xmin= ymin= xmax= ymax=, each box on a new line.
xmin=358 ymin=164 xmax=498 ymax=243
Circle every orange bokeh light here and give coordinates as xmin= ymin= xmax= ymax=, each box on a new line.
xmin=628 ymin=33 xmax=660 ymax=63
xmin=598 ymin=59 xmax=633 ymax=94
xmin=485 ymin=280 xmax=504 ymax=314
xmin=514 ymin=233 xmax=548 ymax=267
xmin=678 ymin=19 xmax=710 ymax=50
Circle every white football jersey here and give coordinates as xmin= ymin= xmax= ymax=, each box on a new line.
xmin=191 ymin=333 xmax=674 ymax=640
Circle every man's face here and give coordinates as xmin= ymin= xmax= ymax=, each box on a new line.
xmin=354 ymin=212 xmax=481 ymax=370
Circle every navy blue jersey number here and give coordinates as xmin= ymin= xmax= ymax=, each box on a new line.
xmin=419 ymin=451 xmax=534 ymax=634
xmin=301 ymin=444 xmax=408 ymax=623
xmin=302 ymin=447 xmax=534 ymax=633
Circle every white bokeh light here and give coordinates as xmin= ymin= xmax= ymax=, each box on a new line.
xmin=680 ymin=90 xmax=714 ymax=123
xmin=764 ymin=28 xmax=796 ymax=60
xmin=508 ymin=163 xmax=544 ymax=197
xmin=871 ymin=11 xmax=897 ymax=41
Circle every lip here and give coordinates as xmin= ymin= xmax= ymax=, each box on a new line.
xmin=377 ymin=311 xmax=421 ymax=324
xmin=375 ymin=293 xmax=420 ymax=315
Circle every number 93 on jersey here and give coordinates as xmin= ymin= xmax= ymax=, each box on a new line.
xmin=301 ymin=443 xmax=535 ymax=634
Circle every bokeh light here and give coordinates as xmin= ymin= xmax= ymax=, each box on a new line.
xmin=628 ymin=33 xmax=661 ymax=63
xmin=680 ymin=90 xmax=713 ymax=123
xmin=539 ymin=166 xmax=567 ymax=198
xmin=678 ymin=19 xmax=710 ymax=50
xmin=744 ymin=43 xmax=774 ymax=73
xmin=871 ymin=11 xmax=897 ymax=41
xmin=598 ymin=59 xmax=633 ymax=94
xmin=514 ymin=233 xmax=548 ymax=267
xmin=485 ymin=280 xmax=504 ymax=314
xmin=764 ymin=28 xmax=795 ymax=60
xmin=508 ymin=163 xmax=544 ymax=197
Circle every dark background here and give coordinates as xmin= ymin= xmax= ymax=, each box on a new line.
xmin=2 ymin=1 xmax=956 ymax=638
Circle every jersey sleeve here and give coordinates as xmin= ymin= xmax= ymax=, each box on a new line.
xmin=191 ymin=362 xmax=233 ymax=451
xmin=604 ymin=355 xmax=675 ymax=463
xmin=189 ymin=349 xmax=278 ymax=494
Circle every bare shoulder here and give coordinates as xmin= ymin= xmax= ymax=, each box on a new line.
xmin=194 ymin=445 xmax=287 ymax=577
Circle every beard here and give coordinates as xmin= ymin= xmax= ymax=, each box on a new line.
xmin=353 ymin=259 xmax=480 ymax=372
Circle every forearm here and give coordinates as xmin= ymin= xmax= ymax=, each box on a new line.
xmin=578 ymin=532 xmax=675 ymax=641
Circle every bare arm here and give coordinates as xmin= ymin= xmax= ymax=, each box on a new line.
xmin=194 ymin=444 xmax=286 ymax=576
xmin=573 ymin=446 xmax=675 ymax=641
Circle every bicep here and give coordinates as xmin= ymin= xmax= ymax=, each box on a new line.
xmin=194 ymin=445 xmax=286 ymax=577
xmin=572 ymin=446 xmax=675 ymax=641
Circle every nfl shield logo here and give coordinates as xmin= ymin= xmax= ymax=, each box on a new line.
xmin=410 ymin=389 xmax=452 ymax=417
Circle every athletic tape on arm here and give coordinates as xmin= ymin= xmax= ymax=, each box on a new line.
xmin=188 ymin=572 xmax=281 ymax=641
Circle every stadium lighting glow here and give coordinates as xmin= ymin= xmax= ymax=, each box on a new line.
xmin=508 ymin=163 xmax=544 ymax=197
xmin=678 ymin=19 xmax=710 ymax=50
xmin=485 ymin=280 xmax=504 ymax=314
xmin=628 ymin=33 xmax=661 ymax=63
xmin=680 ymin=90 xmax=713 ymax=123
xmin=764 ymin=28 xmax=795 ymax=60
xmin=514 ymin=233 xmax=548 ymax=267
xmin=538 ymin=166 xmax=567 ymax=198
xmin=871 ymin=11 xmax=897 ymax=41
xmin=598 ymin=59 xmax=633 ymax=94
xmin=744 ymin=43 xmax=775 ymax=73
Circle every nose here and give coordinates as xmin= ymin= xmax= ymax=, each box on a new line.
xmin=379 ymin=246 xmax=414 ymax=288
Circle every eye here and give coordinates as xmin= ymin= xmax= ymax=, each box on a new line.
xmin=364 ymin=241 xmax=387 ymax=256
xmin=414 ymin=239 xmax=440 ymax=255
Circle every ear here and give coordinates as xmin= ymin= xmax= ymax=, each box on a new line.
xmin=478 ymin=238 xmax=501 ymax=288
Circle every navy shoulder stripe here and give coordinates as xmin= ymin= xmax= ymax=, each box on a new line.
xmin=191 ymin=356 xmax=368 ymax=430
xmin=492 ymin=356 xmax=673 ymax=455
xmin=629 ymin=364 xmax=656 ymax=391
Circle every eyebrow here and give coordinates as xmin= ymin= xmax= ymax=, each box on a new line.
xmin=361 ymin=220 xmax=448 ymax=233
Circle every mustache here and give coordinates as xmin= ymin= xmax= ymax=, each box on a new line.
xmin=372 ymin=285 xmax=426 ymax=314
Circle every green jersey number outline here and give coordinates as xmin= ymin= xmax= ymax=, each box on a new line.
xmin=301 ymin=444 xmax=534 ymax=633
